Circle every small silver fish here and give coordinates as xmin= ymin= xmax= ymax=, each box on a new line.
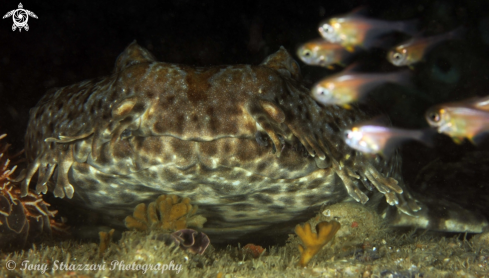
xmin=318 ymin=9 xmax=417 ymax=51
xmin=425 ymin=96 xmax=489 ymax=144
xmin=387 ymin=27 xmax=465 ymax=67
xmin=296 ymin=38 xmax=353 ymax=68
xmin=311 ymin=69 xmax=411 ymax=108
xmin=344 ymin=122 xmax=433 ymax=157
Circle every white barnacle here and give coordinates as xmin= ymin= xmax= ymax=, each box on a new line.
xmin=110 ymin=183 xmax=119 ymax=188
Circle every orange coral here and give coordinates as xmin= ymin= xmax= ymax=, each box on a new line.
xmin=0 ymin=133 xmax=65 ymax=251
xmin=99 ymin=229 xmax=115 ymax=257
xmin=295 ymin=220 xmax=341 ymax=267
xmin=242 ymin=243 xmax=266 ymax=258
xmin=124 ymin=194 xmax=207 ymax=232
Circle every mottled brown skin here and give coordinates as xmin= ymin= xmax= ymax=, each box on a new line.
xmin=20 ymin=42 xmax=486 ymax=239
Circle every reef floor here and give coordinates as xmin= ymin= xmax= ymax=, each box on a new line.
xmin=1 ymin=203 xmax=488 ymax=278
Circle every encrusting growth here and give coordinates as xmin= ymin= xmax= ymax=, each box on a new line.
xmin=295 ymin=220 xmax=341 ymax=267
xmin=124 ymin=194 xmax=207 ymax=232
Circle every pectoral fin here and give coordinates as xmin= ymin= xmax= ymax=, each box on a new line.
xmin=451 ymin=136 xmax=464 ymax=145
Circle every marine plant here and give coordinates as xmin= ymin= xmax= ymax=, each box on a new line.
xmin=124 ymin=194 xmax=207 ymax=232
xmin=98 ymin=228 xmax=115 ymax=257
xmin=295 ymin=220 xmax=341 ymax=267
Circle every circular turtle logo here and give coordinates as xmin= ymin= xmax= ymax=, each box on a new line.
xmin=3 ymin=3 xmax=38 ymax=32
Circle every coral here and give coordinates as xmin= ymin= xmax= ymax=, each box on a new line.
xmin=98 ymin=228 xmax=115 ymax=257
xmin=295 ymin=220 xmax=341 ymax=267
xmin=171 ymin=229 xmax=210 ymax=255
xmin=242 ymin=243 xmax=266 ymax=258
xmin=0 ymin=133 xmax=65 ymax=251
xmin=124 ymin=194 xmax=207 ymax=232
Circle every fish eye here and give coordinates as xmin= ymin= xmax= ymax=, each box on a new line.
xmin=428 ymin=112 xmax=441 ymax=122
xmin=393 ymin=52 xmax=403 ymax=60
xmin=321 ymin=24 xmax=333 ymax=33
xmin=318 ymin=88 xmax=329 ymax=96
xmin=313 ymin=87 xmax=332 ymax=101
xmin=302 ymin=50 xmax=311 ymax=57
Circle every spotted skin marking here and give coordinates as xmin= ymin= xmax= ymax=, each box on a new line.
xmin=22 ymin=41 xmax=478 ymax=240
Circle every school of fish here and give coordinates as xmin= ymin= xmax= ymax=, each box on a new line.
xmin=297 ymin=8 xmax=489 ymax=154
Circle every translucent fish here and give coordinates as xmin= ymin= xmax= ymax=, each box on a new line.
xmin=344 ymin=120 xmax=434 ymax=157
xmin=388 ymin=27 xmax=465 ymax=67
xmin=296 ymin=38 xmax=353 ymax=68
xmin=318 ymin=9 xmax=417 ymax=51
xmin=311 ymin=69 xmax=411 ymax=108
xmin=425 ymin=96 xmax=489 ymax=144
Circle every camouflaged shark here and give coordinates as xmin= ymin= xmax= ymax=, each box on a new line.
xmin=20 ymin=42 xmax=487 ymax=241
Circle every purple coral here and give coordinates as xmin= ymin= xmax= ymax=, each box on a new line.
xmin=171 ymin=229 xmax=210 ymax=255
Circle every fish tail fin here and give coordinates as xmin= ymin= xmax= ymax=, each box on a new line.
xmin=448 ymin=26 xmax=466 ymax=40
xmin=452 ymin=136 xmax=465 ymax=145
xmin=368 ymin=35 xmax=401 ymax=50
xmin=388 ymin=69 xmax=412 ymax=87
xmin=414 ymin=128 xmax=436 ymax=148
xmin=471 ymin=95 xmax=489 ymax=111
xmin=397 ymin=19 xmax=419 ymax=36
